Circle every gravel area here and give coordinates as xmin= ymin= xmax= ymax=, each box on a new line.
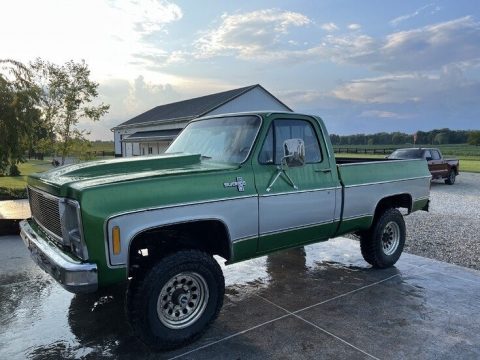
xmin=404 ymin=172 xmax=480 ymax=270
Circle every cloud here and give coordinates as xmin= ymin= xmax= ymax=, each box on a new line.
xmin=359 ymin=110 xmax=408 ymax=119
xmin=0 ymin=0 xmax=184 ymax=80
xmin=332 ymin=74 xmax=435 ymax=104
xmin=194 ymin=9 xmax=311 ymax=59
xmin=321 ymin=22 xmax=339 ymax=32
xmin=348 ymin=24 xmax=361 ymax=31
xmin=110 ymin=0 xmax=183 ymax=35
xmin=279 ymin=90 xmax=325 ymax=105
xmin=290 ymin=16 xmax=480 ymax=72
xmin=372 ymin=16 xmax=480 ymax=71
xmin=191 ymin=14 xmax=480 ymax=74
xmin=331 ymin=64 xmax=480 ymax=108
xmin=132 ymin=50 xmax=187 ymax=69
xmin=390 ymin=3 xmax=435 ymax=27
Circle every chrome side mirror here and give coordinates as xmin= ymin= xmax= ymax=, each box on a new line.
xmin=283 ymin=138 xmax=305 ymax=167
xmin=266 ymin=138 xmax=304 ymax=192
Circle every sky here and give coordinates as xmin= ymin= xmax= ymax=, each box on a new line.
xmin=1 ymin=0 xmax=480 ymax=139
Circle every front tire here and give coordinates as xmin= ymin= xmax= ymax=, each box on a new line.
xmin=445 ymin=169 xmax=456 ymax=185
xmin=126 ymin=250 xmax=224 ymax=350
xmin=360 ymin=208 xmax=406 ymax=268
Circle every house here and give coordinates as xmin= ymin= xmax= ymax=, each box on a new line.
xmin=112 ymin=84 xmax=292 ymax=157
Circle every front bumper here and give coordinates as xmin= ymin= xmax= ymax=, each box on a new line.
xmin=20 ymin=219 xmax=98 ymax=294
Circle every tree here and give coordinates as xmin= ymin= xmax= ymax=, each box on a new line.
xmin=434 ymin=132 xmax=449 ymax=145
xmin=391 ymin=132 xmax=405 ymax=145
xmin=32 ymin=59 xmax=109 ymax=165
xmin=0 ymin=59 xmax=41 ymax=175
xmin=468 ymin=131 xmax=480 ymax=146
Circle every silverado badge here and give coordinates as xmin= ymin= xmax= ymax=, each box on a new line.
xmin=223 ymin=177 xmax=246 ymax=192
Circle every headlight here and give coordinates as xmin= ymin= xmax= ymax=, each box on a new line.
xmin=59 ymin=199 xmax=89 ymax=260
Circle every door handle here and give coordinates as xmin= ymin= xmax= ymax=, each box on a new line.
xmin=315 ymin=168 xmax=332 ymax=173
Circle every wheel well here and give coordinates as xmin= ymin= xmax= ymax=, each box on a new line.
xmin=128 ymin=220 xmax=230 ymax=277
xmin=374 ymin=194 xmax=412 ymax=220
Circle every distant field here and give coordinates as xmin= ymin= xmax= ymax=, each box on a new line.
xmin=334 ymin=153 xmax=480 ymax=173
xmin=457 ymin=157 xmax=480 ymax=173
xmin=333 ymin=144 xmax=480 ymax=157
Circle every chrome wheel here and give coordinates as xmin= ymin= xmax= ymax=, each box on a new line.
xmin=157 ymin=272 xmax=209 ymax=329
xmin=382 ymin=221 xmax=400 ymax=256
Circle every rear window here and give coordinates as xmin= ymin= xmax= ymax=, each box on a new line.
xmin=389 ymin=149 xmax=424 ymax=159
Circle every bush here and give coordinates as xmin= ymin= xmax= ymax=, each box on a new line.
xmin=0 ymin=187 xmax=27 ymax=200
xmin=8 ymin=164 xmax=21 ymax=176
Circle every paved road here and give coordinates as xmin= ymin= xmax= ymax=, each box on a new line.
xmin=1 ymin=236 xmax=480 ymax=359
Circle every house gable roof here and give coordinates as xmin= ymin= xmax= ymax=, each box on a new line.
xmin=114 ymin=84 xmax=292 ymax=129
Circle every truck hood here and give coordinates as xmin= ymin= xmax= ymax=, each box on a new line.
xmin=28 ymin=153 xmax=238 ymax=196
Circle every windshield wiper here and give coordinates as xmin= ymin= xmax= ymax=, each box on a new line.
xmin=200 ymin=155 xmax=212 ymax=160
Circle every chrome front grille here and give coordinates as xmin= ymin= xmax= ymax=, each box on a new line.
xmin=28 ymin=187 xmax=62 ymax=239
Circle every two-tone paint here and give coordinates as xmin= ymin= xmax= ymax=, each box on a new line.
xmin=23 ymin=111 xmax=431 ymax=290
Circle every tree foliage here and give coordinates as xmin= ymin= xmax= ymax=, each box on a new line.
xmin=32 ymin=59 xmax=109 ymax=165
xmin=330 ymin=128 xmax=474 ymax=146
xmin=0 ymin=58 xmax=110 ymax=174
xmin=0 ymin=60 xmax=41 ymax=174
xmin=468 ymin=131 xmax=480 ymax=146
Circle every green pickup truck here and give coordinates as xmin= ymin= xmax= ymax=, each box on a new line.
xmin=20 ymin=111 xmax=431 ymax=350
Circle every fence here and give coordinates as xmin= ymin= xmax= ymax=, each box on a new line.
xmin=334 ymin=147 xmax=394 ymax=155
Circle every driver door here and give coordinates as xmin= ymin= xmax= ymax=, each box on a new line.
xmin=253 ymin=117 xmax=338 ymax=253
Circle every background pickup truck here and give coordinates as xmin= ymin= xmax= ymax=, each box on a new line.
xmin=387 ymin=147 xmax=459 ymax=184
xmin=20 ymin=111 xmax=431 ymax=350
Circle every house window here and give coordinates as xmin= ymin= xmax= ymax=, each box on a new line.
xmin=148 ymin=147 xmax=153 ymax=155
xmin=142 ymin=147 xmax=145 ymax=155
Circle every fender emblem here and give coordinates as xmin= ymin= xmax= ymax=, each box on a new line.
xmin=223 ymin=177 xmax=246 ymax=192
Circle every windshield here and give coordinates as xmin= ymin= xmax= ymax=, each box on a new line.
xmin=166 ymin=115 xmax=261 ymax=164
xmin=389 ymin=149 xmax=424 ymax=159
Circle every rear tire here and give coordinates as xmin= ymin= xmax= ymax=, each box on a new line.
xmin=360 ymin=208 xmax=406 ymax=268
xmin=126 ymin=250 xmax=224 ymax=350
xmin=445 ymin=170 xmax=456 ymax=185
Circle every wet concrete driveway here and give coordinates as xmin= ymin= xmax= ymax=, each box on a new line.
xmin=1 ymin=235 xmax=479 ymax=360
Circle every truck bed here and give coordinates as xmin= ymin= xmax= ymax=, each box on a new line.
xmin=334 ymin=158 xmax=431 ymax=236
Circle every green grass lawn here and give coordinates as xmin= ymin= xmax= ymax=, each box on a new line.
xmin=0 ymin=160 xmax=53 ymax=189
xmin=457 ymin=157 xmax=480 ymax=173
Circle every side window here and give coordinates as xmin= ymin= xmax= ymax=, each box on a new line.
xmin=423 ymin=150 xmax=432 ymax=159
xmin=259 ymin=119 xmax=322 ymax=165
xmin=431 ymin=150 xmax=441 ymax=160
xmin=258 ymin=125 xmax=274 ymax=164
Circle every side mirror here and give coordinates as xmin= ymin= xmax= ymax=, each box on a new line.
xmin=426 ymin=157 xmax=432 ymax=161
xmin=283 ymin=138 xmax=305 ymax=167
